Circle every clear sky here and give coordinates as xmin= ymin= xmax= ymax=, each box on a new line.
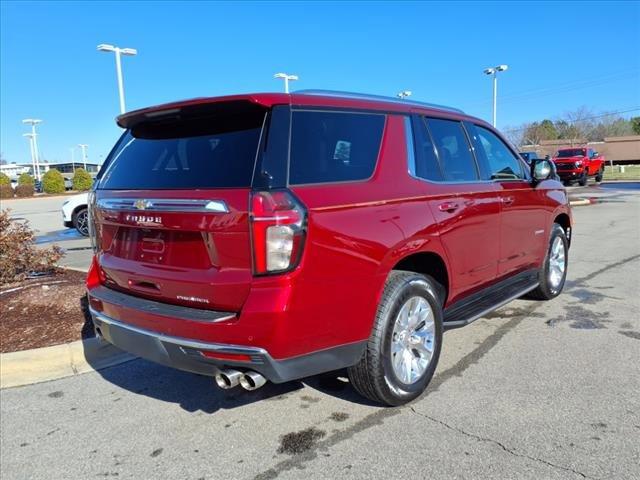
xmin=1 ymin=0 xmax=639 ymax=165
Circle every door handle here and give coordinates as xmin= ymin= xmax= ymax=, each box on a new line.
xmin=501 ymin=196 xmax=515 ymax=206
xmin=438 ymin=202 xmax=460 ymax=213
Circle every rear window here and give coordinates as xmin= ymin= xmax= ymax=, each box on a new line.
xmin=99 ymin=112 xmax=265 ymax=190
xmin=288 ymin=111 xmax=385 ymax=185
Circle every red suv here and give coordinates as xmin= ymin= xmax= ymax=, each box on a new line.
xmin=86 ymin=91 xmax=571 ymax=405
xmin=553 ymin=147 xmax=605 ymax=186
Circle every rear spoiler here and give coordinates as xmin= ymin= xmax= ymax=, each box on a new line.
xmin=116 ymin=94 xmax=288 ymax=129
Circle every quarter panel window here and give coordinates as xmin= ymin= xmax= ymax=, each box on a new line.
xmin=288 ymin=111 xmax=385 ymax=185
xmin=474 ymin=126 xmax=525 ymax=180
xmin=425 ymin=118 xmax=478 ymax=182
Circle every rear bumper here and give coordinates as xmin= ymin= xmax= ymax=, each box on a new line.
xmin=88 ymin=296 xmax=365 ymax=384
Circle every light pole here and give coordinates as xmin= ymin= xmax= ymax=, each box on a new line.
xmin=97 ymin=44 xmax=137 ymax=114
xmin=78 ymin=144 xmax=88 ymax=170
xmin=70 ymin=147 xmax=76 ymax=172
xmin=483 ymin=65 xmax=508 ymax=127
xmin=22 ymin=119 xmax=42 ymax=180
xmin=397 ymin=90 xmax=412 ymax=100
xmin=23 ymin=134 xmax=36 ymax=179
xmin=273 ymin=73 xmax=298 ymax=93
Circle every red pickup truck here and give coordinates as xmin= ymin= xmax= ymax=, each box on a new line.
xmin=552 ymin=147 xmax=605 ymax=186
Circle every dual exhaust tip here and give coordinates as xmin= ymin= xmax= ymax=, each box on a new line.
xmin=215 ymin=369 xmax=267 ymax=391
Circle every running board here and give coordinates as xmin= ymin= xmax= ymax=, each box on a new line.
xmin=443 ymin=269 xmax=539 ymax=330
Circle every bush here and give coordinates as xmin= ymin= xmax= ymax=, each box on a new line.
xmin=0 ymin=209 xmax=64 ymax=285
xmin=0 ymin=172 xmax=10 ymax=186
xmin=0 ymin=184 xmax=14 ymax=199
xmin=72 ymin=168 xmax=93 ymax=191
xmin=42 ymin=169 xmax=65 ymax=194
xmin=15 ymin=184 xmax=35 ymax=197
xmin=18 ymin=172 xmax=34 ymax=185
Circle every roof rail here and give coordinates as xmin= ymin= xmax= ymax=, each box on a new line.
xmin=294 ymin=89 xmax=465 ymax=114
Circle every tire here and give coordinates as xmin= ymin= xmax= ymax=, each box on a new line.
xmin=595 ymin=167 xmax=604 ymax=183
xmin=563 ymin=180 xmax=572 ymax=187
xmin=578 ymin=170 xmax=588 ymax=186
xmin=348 ymin=271 xmax=444 ymax=406
xmin=73 ymin=208 xmax=89 ymax=236
xmin=526 ymin=223 xmax=568 ymax=300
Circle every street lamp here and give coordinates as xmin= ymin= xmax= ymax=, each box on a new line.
xmin=97 ymin=43 xmax=137 ymax=114
xmin=274 ymin=73 xmax=298 ymax=93
xmin=483 ymin=64 xmax=508 ymax=127
xmin=22 ymin=119 xmax=42 ymax=180
xmin=70 ymin=147 xmax=76 ymax=172
xmin=78 ymin=144 xmax=88 ymax=170
xmin=397 ymin=90 xmax=412 ymax=100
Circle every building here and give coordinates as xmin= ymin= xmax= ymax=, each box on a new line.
xmin=520 ymin=135 xmax=640 ymax=165
xmin=0 ymin=163 xmax=30 ymax=179
xmin=9 ymin=161 xmax=101 ymax=177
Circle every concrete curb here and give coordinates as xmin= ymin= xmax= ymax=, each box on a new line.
xmin=0 ymin=338 xmax=136 ymax=389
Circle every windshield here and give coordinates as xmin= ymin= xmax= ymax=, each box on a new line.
xmin=556 ymin=148 xmax=586 ymax=158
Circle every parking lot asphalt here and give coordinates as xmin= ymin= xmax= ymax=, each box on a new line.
xmin=1 ymin=184 xmax=639 ymax=480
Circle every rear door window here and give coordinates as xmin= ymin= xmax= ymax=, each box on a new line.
xmin=99 ymin=112 xmax=265 ymax=190
xmin=425 ymin=118 xmax=479 ymax=182
xmin=408 ymin=116 xmax=443 ymax=181
xmin=288 ymin=111 xmax=385 ymax=185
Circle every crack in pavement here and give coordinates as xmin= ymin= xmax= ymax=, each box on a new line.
xmin=409 ymin=407 xmax=596 ymax=480
xmin=568 ymin=254 xmax=640 ymax=288
xmin=254 ymin=315 xmax=527 ymax=480
xmin=254 ymin=257 xmax=635 ymax=479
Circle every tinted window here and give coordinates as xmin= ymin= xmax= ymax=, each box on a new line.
xmin=410 ymin=116 xmax=443 ymax=181
xmin=288 ymin=111 xmax=385 ymax=185
xmin=99 ymin=112 xmax=265 ymax=189
xmin=556 ymin=148 xmax=586 ymax=158
xmin=426 ymin=118 xmax=478 ymax=181
xmin=474 ymin=126 xmax=524 ymax=180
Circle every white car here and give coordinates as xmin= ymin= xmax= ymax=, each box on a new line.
xmin=62 ymin=192 xmax=89 ymax=236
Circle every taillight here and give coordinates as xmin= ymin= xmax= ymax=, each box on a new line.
xmin=250 ymin=190 xmax=306 ymax=275
xmin=88 ymin=190 xmax=99 ymax=253
xmin=86 ymin=255 xmax=102 ymax=289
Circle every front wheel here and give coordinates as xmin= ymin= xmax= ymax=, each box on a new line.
xmin=595 ymin=167 xmax=604 ymax=183
xmin=578 ymin=170 xmax=588 ymax=186
xmin=526 ymin=223 xmax=568 ymax=300
xmin=73 ymin=208 xmax=89 ymax=236
xmin=348 ymin=271 xmax=443 ymax=406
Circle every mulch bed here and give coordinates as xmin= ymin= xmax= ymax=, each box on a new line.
xmin=0 ymin=269 xmax=94 ymax=353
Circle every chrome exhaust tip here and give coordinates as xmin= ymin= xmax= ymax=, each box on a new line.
xmin=215 ymin=369 xmax=243 ymax=389
xmin=239 ymin=371 xmax=267 ymax=391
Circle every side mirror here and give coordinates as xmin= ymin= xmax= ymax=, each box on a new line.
xmin=532 ymin=159 xmax=552 ymax=183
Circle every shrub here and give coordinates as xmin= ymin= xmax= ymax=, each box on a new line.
xmin=0 ymin=209 xmax=64 ymax=285
xmin=18 ymin=172 xmax=35 ymax=185
xmin=15 ymin=184 xmax=35 ymax=197
xmin=0 ymin=172 xmax=10 ymax=186
xmin=42 ymin=169 xmax=65 ymax=194
xmin=72 ymin=168 xmax=93 ymax=191
xmin=0 ymin=184 xmax=14 ymax=199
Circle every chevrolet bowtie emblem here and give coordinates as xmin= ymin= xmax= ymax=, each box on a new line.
xmin=134 ymin=199 xmax=152 ymax=210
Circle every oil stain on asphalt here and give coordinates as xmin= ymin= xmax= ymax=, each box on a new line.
xmin=619 ymin=330 xmax=640 ymax=340
xmin=278 ymin=428 xmax=326 ymax=455
xmin=546 ymin=305 xmax=611 ymax=329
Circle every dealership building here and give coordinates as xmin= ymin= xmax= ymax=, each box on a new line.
xmin=1 ymin=161 xmax=101 ymax=179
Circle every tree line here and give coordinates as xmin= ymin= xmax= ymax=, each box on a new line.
xmin=504 ymin=107 xmax=640 ymax=147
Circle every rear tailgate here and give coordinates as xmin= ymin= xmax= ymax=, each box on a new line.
xmin=94 ymin=189 xmax=252 ymax=311
xmin=92 ymin=101 xmax=268 ymax=312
